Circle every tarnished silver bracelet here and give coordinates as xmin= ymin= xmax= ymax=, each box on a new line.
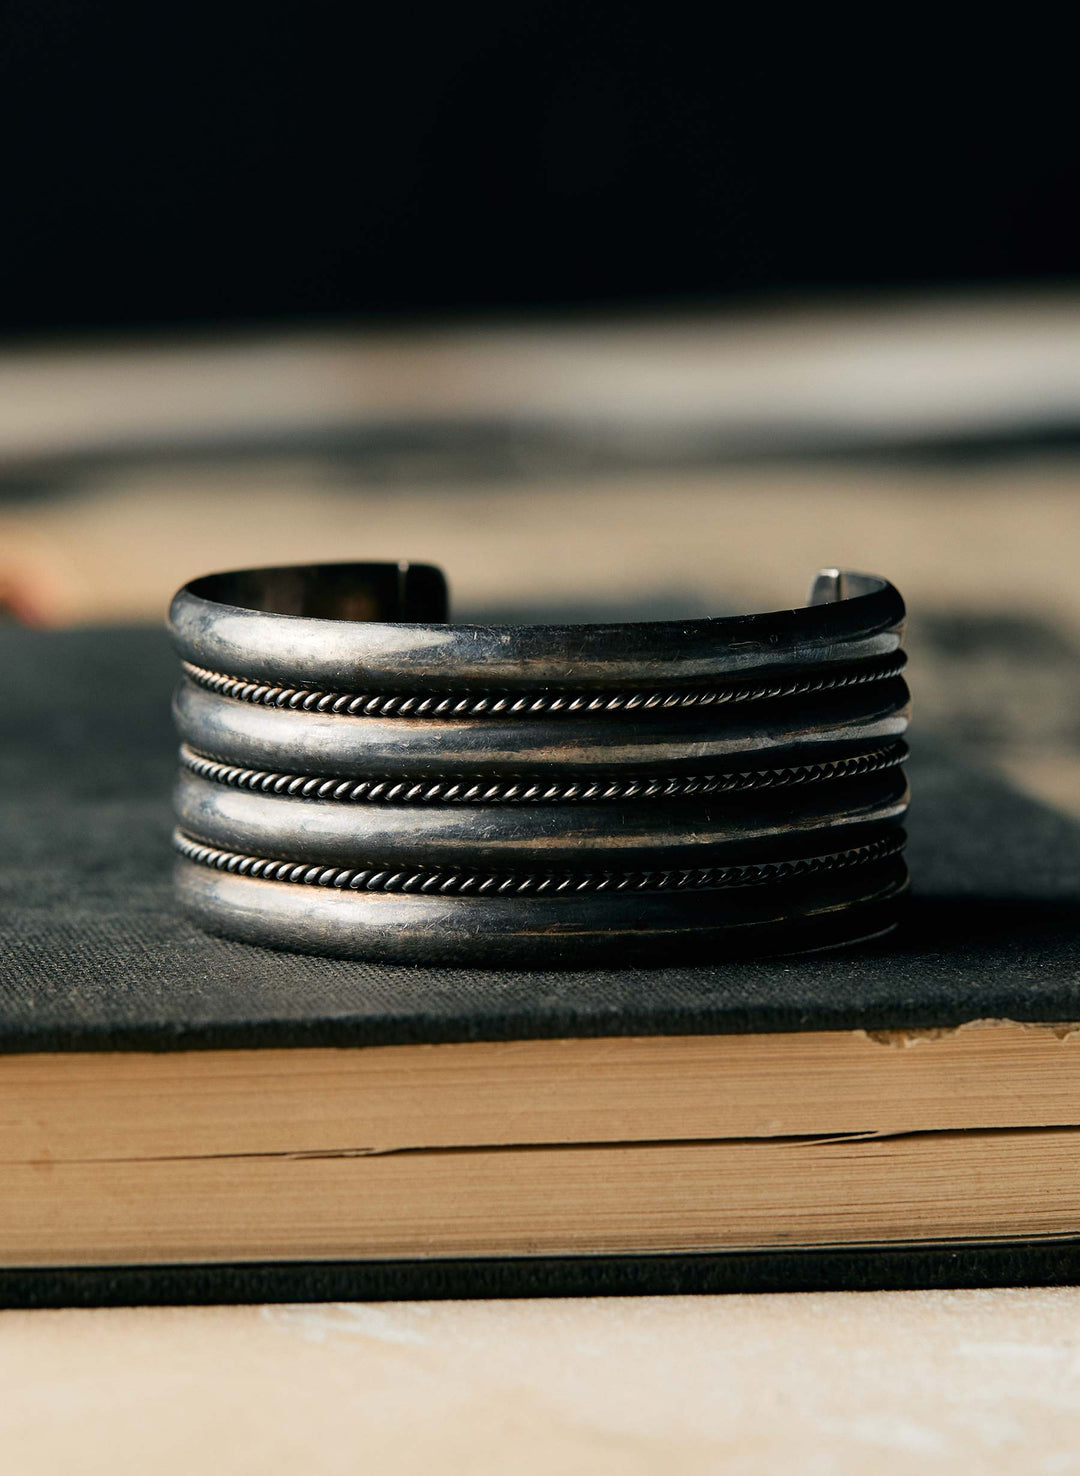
xmin=168 ymin=563 xmax=910 ymax=965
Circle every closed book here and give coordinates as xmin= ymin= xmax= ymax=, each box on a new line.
xmin=2 ymin=626 xmax=1078 ymax=1307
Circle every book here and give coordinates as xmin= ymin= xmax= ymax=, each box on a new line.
xmin=2 ymin=624 xmax=1079 ymax=1307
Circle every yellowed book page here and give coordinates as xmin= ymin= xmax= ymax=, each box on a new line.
xmin=3 ymin=1019 xmax=1080 ymax=1163
xmin=6 ymin=1126 xmax=1080 ymax=1266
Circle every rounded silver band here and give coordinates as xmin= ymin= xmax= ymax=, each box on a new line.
xmin=169 ymin=564 xmax=905 ymax=690
xmin=175 ymin=849 xmax=910 ymax=965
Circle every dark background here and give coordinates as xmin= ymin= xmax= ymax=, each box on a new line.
xmin=1 ymin=3 xmax=1077 ymax=335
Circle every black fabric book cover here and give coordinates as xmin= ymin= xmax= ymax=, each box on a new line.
xmin=2 ymin=625 xmax=1079 ymax=1306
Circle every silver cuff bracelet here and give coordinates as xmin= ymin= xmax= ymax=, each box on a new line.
xmin=168 ymin=563 xmax=910 ymax=965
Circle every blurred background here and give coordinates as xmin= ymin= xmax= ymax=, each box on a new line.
xmin=2 ymin=3 xmax=1078 ymax=811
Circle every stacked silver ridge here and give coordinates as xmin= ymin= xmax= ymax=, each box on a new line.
xmin=169 ymin=562 xmax=910 ymax=964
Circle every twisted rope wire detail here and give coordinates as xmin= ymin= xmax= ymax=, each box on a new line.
xmin=179 ymin=740 xmax=908 ymax=805
xmin=180 ymin=653 xmax=906 ymax=719
xmin=173 ymin=829 xmax=905 ymax=896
